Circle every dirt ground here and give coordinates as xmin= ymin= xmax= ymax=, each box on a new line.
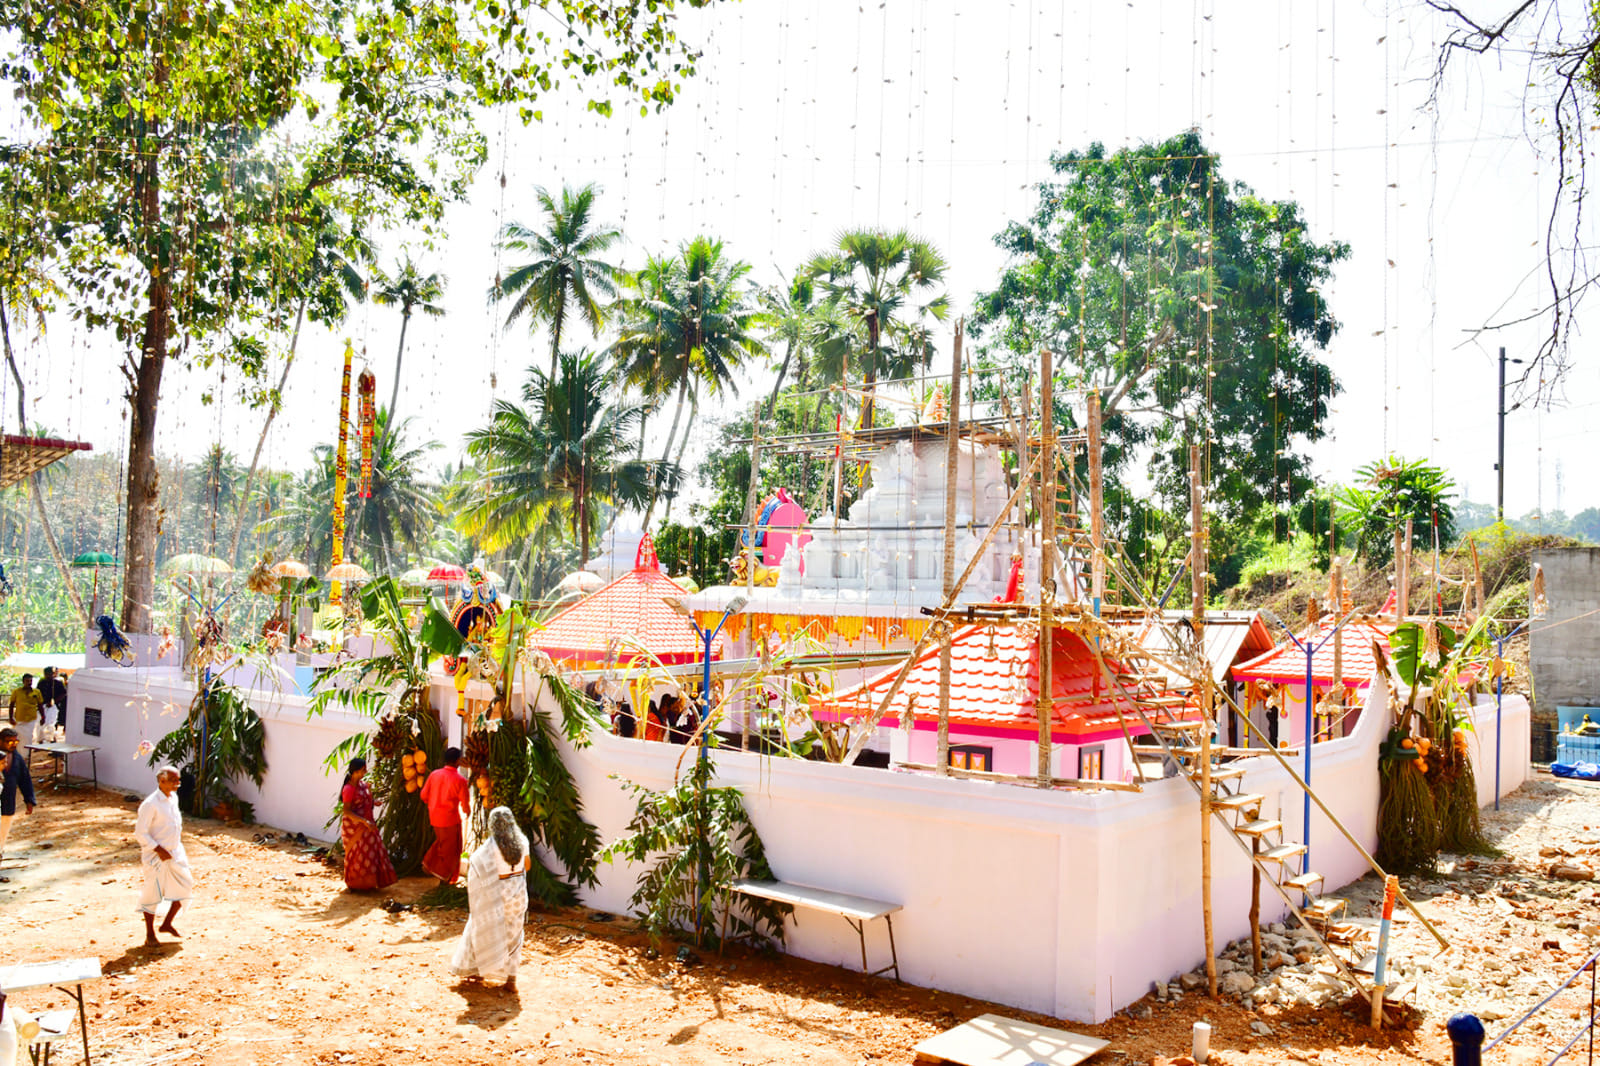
xmin=3 ymin=771 xmax=1596 ymax=1066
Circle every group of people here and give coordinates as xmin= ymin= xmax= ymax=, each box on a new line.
xmin=7 ymin=668 xmax=67 ymax=748
xmin=336 ymin=747 xmax=529 ymax=990
xmin=588 ymin=684 xmax=702 ymax=744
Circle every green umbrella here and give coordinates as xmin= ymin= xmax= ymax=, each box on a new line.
xmin=71 ymin=551 xmax=117 ymax=569
xmin=71 ymin=551 xmax=119 ymax=610
xmin=397 ymin=567 xmax=431 ymax=587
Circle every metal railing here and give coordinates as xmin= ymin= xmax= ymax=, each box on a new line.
xmin=1450 ymin=948 xmax=1599 ymax=1065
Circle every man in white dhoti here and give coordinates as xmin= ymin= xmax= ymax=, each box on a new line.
xmin=450 ymin=806 xmax=531 ymax=991
xmin=134 ymin=767 xmax=192 ymax=945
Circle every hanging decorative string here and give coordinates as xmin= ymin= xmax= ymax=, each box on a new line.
xmin=358 ymin=366 xmax=377 ymax=499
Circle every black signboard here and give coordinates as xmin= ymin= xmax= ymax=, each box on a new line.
xmin=83 ymin=707 xmax=102 ymax=737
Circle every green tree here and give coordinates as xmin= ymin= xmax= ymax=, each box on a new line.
xmin=0 ymin=0 xmax=718 ymax=633
xmin=370 ymin=257 xmax=447 ymax=458
xmin=1333 ymin=456 xmax=1457 ymax=565
xmin=803 ymin=229 xmax=949 ymax=431
xmin=1572 ymin=506 xmax=1600 ymax=544
xmin=610 ymin=236 xmax=768 ymax=525
xmin=493 ymin=183 xmax=623 ymax=376
xmin=971 ymin=130 xmax=1347 ymax=567
xmin=462 ymin=350 xmax=664 ymax=564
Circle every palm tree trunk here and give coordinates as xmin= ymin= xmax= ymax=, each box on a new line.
xmin=549 ymin=302 xmax=566 ymax=379
xmin=0 ymin=300 xmax=89 ymax=624
xmin=230 ymin=295 xmax=307 ymax=567
xmin=661 ymin=385 xmax=700 ymax=525
xmin=375 ymin=308 xmax=411 ymax=460
xmin=642 ymin=375 xmax=690 ymax=529
xmin=765 ymin=337 xmax=796 ymax=419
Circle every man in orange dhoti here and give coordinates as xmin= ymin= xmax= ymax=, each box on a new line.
xmin=419 ymin=748 xmax=470 ymax=884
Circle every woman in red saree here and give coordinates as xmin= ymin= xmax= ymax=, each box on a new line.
xmin=341 ymin=758 xmax=397 ymax=891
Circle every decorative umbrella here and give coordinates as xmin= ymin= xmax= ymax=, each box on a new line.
xmin=486 ymin=569 xmax=505 ymax=587
xmin=71 ymin=551 xmax=119 ymax=609
xmin=325 ymin=562 xmax=373 ymax=584
xmin=426 ymin=563 xmax=467 ymax=586
xmin=555 ymin=570 xmax=603 ymax=595
xmin=270 ymin=559 xmax=312 ymax=580
xmin=398 ymin=567 xmax=431 ymax=587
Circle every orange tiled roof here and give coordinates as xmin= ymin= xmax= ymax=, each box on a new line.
xmin=813 ymin=623 xmax=1195 ymax=737
xmin=531 ymin=560 xmax=719 ymax=665
xmin=1231 ymin=617 xmax=1394 ymax=689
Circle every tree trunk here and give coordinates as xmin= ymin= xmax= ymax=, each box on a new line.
xmin=230 ymin=295 xmax=307 ymax=566
xmin=549 ymin=297 xmax=566 ymax=379
xmin=374 ymin=307 xmax=410 ymax=461
xmin=576 ymin=466 xmax=590 ymax=563
xmin=662 ymin=385 xmax=700 ymax=525
xmin=765 ymin=337 xmax=795 ymax=419
xmin=0 ymin=300 xmax=88 ymax=624
xmin=642 ymin=374 xmax=690 ymax=530
xmin=122 ymin=142 xmax=171 ymax=635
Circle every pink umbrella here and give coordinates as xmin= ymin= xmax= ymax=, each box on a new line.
xmin=427 ymin=563 xmax=467 ymax=587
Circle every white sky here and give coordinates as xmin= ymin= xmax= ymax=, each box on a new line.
xmin=14 ymin=0 xmax=1600 ymax=519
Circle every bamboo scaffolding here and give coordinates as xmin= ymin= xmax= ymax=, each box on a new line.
xmin=1037 ymin=351 xmax=1056 ymax=787
xmin=937 ymin=321 xmax=963 ymax=776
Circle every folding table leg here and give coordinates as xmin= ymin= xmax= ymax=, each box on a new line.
xmin=884 ymin=914 xmax=900 ymax=982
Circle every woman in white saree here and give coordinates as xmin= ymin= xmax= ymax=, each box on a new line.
xmin=451 ymin=806 xmax=531 ymax=990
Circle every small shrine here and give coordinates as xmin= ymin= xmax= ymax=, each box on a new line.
xmin=533 ymin=533 xmax=718 ymax=666
xmin=812 ymin=622 xmax=1196 ymax=784
xmin=1231 ymin=617 xmax=1396 ymax=747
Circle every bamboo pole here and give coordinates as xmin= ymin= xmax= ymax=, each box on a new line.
xmin=1399 ymin=518 xmax=1412 ymax=619
xmin=1088 ymin=390 xmax=1105 ymax=610
xmin=742 ymin=413 xmax=764 ymax=597
xmin=1191 ymin=442 xmax=1216 ymax=998
xmin=1037 ymin=350 xmax=1056 ymax=787
xmin=1250 ymin=833 xmax=1263 ymax=974
xmin=331 ymin=340 xmax=353 ymax=607
xmin=937 ymin=321 xmax=963 ymax=776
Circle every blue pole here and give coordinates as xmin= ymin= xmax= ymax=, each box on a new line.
xmin=696 ymin=609 xmax=733 ymax=944
xmin=1304 ymin=642 xmax=1314 ymax=881
xmin=1447 ymin=1013 xmax=1484 ymax=1066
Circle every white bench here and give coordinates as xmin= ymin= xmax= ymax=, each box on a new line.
xmin=731 ymin=878 xmax=902 ymax=980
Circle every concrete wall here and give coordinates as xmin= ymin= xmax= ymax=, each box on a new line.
xmin=1466 ymin=692 xmax=1532 ymax=808
xmin=540 ymin=678 xmax=1404 ymax=1023
xmin=61 ymin=654 xmax=1532 ymax=1023
xmin=1530 ymin=547 xmax=1600 ymax=749
xmin=64 ymin=666 xmax=369 ymax=840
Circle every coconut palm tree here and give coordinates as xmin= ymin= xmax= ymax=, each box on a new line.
xmin=492 ymin=183 xmax=623 ymax=376
xmin=804 ymin=228 xmax=950 ymax=430
xmin=610 ymin=236 xmax=769 ymax=525
xmin=462 ymin=350 xmax=664 ymax=564
xmin=370 ymin=257 xmax=447 ymax=456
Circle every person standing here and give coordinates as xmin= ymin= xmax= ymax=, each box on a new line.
xmin=135 ymin=767 xmax=192 ymax=945
xmin=418 ymin=747 xmax=469 ymax=885
xmin=339 ymin=758 xmax=396 ymax=891
xmin=0 ymin=729 xmax=35 ymax=865
xmin=6 ymin=675 xmax=42 ymax=749
xmin=37 ymin=668 xmax=66 ymax=734
xmin=450 ymin=806 xmax=530 ymax=991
